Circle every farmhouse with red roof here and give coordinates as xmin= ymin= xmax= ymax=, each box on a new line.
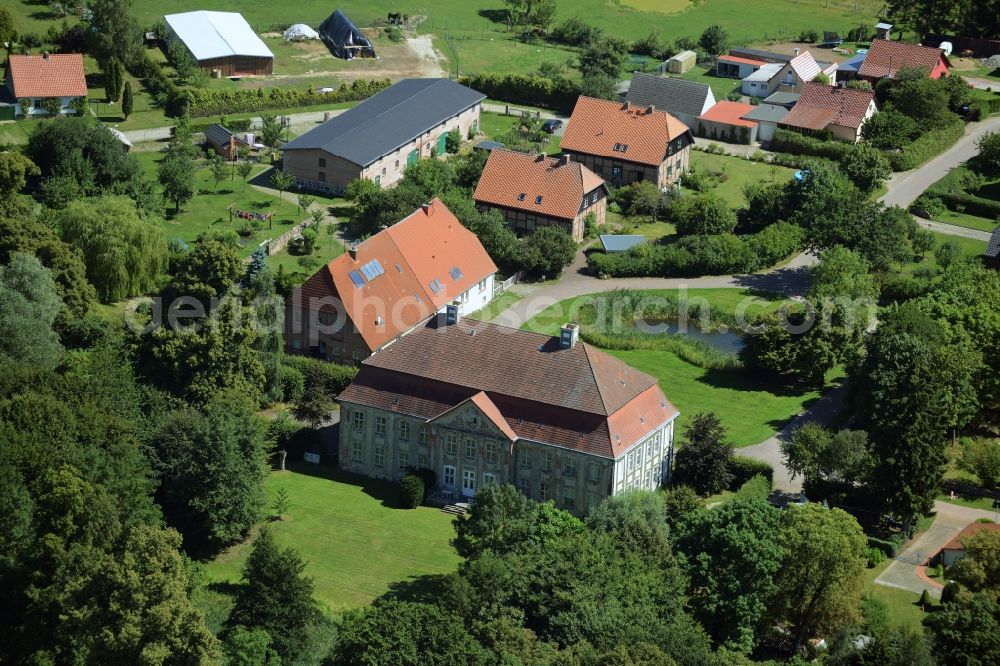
xmin=4 ymin=53 xmax=87 ymax=117
xmin=858 ymin=39 xmax=951 ymax=81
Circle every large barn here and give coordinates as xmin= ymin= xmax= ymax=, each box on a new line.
xmin=164 ymin=11 xmax=274 ymax=76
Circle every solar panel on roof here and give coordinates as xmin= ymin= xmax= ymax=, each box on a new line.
xmin=449 ymin=267 xmax=462 ymax=281
xmin=429 ymin=279 xmax=444 ymax=294
xmin=348 ymin=270 xmax=365 ymax=287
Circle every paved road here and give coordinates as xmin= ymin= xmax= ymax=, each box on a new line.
xmin=122 ymin=108 xmax=345 ymax=144
xmin=875 ymin=501 xmax=999 ymax=598
xmin=878 ymin=115 xmax=1000 ymax=210
xmin=914 ymin=216 xmax=993 ymax=241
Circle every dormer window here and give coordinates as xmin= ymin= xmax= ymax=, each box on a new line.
xmin=517 ymin=193 xmax=526 ymax=201
xmin=535 ymin=195 xmax=543 ymax=204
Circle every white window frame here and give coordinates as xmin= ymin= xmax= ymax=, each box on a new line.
xmin=443 ymin=465 xmax=456 ymax=488
xmin=374 ymin=446 xmax=385 ymax=467
xmin=399 ymin=421 xmax=411 ymax=441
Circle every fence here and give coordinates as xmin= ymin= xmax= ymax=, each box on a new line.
xmin=243 ymin=219 xmax=312 ymax=264
xmin=494 ymin=271 xmax=525 ymax=296
xmin=482 ymin=102 xmax=544 ymax=118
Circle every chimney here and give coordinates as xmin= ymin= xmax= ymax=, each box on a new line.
xmin=623 ymin=101 xmax=631 ymax=110
xmin=348 ymin=243 xmax=358 ymax=260
xmin=646 ymin=104 xmax=655 ymax=114
xmin=445 ymin=301 xmax=460 ymax=325
xmin=535 ymin=153 xmax=546 ymax=162
xmin=43 ymin=51 xmax=49 ymax=59
xmin=422 ymin=200 xmax=435 ymax=215
xmin=559 ymin=323 xmax=579 ymax=349
xmin=558 ymin=154 xmax=569 ymax=166
xmin=793 ymin=48 xmax=800 ymax=56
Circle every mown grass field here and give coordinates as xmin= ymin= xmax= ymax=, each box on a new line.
xmin=202 ymin=465 xmax=462 ymax=612
xmin=470 ymin=289 xmax=524 ymax=321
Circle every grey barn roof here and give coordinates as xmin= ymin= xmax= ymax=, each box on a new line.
xmin=626 ymin=73 xmax=713 ymax=119
xmin=281 ymin=78 xmax=485 ymax=167
xmin=986 ymin=226 xmax=1000 ymax=259
xmin=729 ymin=48 xmax=792 ymax=63
xmin=762 ymin=91 xmax=800 ymax=108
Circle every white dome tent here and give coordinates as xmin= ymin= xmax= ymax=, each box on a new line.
xmin=283 ymin=24 xmax=319 ymax=41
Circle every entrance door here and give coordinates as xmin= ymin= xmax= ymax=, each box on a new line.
xmin=407 ymin=149 xmax=419 ymax=167
xmin=443 ymin=465 xmax=455 ymax=489
xmin=462 ymin=470 xmax=476 ymax=497
xmin=437 ymin=132 xmax=448 ymax=155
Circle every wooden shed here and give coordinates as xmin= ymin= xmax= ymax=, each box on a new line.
xmin=165 ymin=11 xmax=274 ymax=77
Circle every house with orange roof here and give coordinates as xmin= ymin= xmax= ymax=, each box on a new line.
xmin=285 ymin=198 xmax=497 ymax=363
xmin=4 ymin=53 xmax=87 ymax=117
xmin=696 ymin=100 xmax=758 ymax=144
xmin=937 ymin=522 xmax=1000 ymax=566
xmin=858 ymin=39 xmax=950 ymax=82
xmin=337 ymin=315 xmax=680 ymax=513
xmin=473 ymin=150 xmax=607 ymax=242
xmin=560 ymin=96 xmax=694 ymax=189
xmin=780 ymin=82 xmax=877 ymax=142
xmin=717 ymin=54 xmax=767 ymax=79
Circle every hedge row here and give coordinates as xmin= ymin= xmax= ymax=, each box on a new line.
xmin=867 ymin=536 xmax=900 ymax=558
xmin=729 ymin=456 xmax=774 ymax=488
xmin=588 ymin=221 xmax=804 ymax=278
xmin=462 ymin=72 xmax=580 ymax=112
xmin=926 ymin=190 xmax=1000 ymax=219
xmin=885 ymin=117 xmax=965 ymax=171
xmin=283 ymin=355 xmax=358 ymax=397
xmin=769 ymin=128 xmax=854 ymax=162
xmin=183 ymin=79 xmax=392 ymax=118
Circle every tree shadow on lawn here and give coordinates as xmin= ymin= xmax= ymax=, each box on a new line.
xmin=281 ymin=461 xmax=405 ymax=510
xmin=696 ymin=365 xmax=820 ymax=398
xmin=477 ymin=9 xmax=510 ymax=25
xmin=733 ymin=265 xmax=811 ymax=298
xmin=378 ymin=574 xmax=453 ymax=606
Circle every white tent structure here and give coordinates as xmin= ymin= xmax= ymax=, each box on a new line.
xmin=284 ymin=24 xmax=319 ymax=41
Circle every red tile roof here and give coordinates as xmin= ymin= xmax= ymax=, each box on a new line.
xmin=781 ymin=82 xmax=875 ymax=131
xmin=294 ymin=198 xmax=497 ymax=351
xmin=697 ymin=100 xmax=758 ymax=128
xmin=560 ymin=96 xmax=691 ymax=167
xmin=5 ymin=54 xmax=87 ymax=98
xmin=940 ymin=522 xmax=1000 ymax=552
xmin=858 ymin=39 xmax=949 ymax=80
xmin=718 ymin=55 xmax=766 ymax=67
xmin=473 ymin=149 xmax=605 ymax=220
xmin=338 ymin=318 xmax=679 ymax=457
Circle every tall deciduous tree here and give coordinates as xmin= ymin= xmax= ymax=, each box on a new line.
xmin=270 ymin=169 xmax=295 ymax=204
xmin=147 ymin=391 xmax=269 ymax=553
xmin=675 ymin=494 xmax=783 ymax=653
xmin=249 ymin=265 xmax=284 ymax=403
xmin=229 ymin=529 xmax=321 ymax=662
xmin=158 ymin=153 xmax=196 ymax=213
xmin=771 ymin=503 xmax=867 ymax=653
xmin=88 ymin=0 xmax=141 ymax=64
xmin=672 ymin=412 xmax=733 ymax=495
xmin=923 ymin=589 xmax=1000 ymax=665
xmin=209 ymin=154 xmax=228 ymax=191
xmin=0 ymin=253 xmax=64 ymax=369
xmin=0 ymin=152 xmax=39 ymax=215
xmin=57 ymin=196 xmax=168 ymax=302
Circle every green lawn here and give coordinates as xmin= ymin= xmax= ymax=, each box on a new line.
xmin=469 ymin=289 xmax=524 ymax=321
xmin=864 ymin=558 xmax=929 ymax=631
xmin=479 ymin=112 xmax=561 ymax=155
xmin=611 ymin=348 xmax=828 ymax=447
xmin=688 ymin=151 xmax=798 ymax=207
xmin=679 ymin=67 xmax=742 ymax=102
xmin=523 ymin=288 xmax=820 ymax=446
xmin=202 ymin=464 xmax=462 ymax=612
xmin=133 ymin=151 xmax=326 ymax=257
xmin=264 ymin=220 xmax=346 ymax=275
xmin=899 ymin=231 xmax=988 ymax=275
xmin=934 ymin=209 xmax=998 ymax=233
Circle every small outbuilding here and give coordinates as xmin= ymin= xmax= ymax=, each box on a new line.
xmin=696 ymin=100 xmax=758 ymax=144
xmin=318 ymin=10 xmax=376 ymax=60
xmin=205 ymin=123 xmax=253 ymax=161
xmin=666 ymin=50 xmax=697 ymax=74
xmin=600 ymin=235 xmax=646 ymax=253
xmin=937 ymin=522 xmax=1000 ymax=566
xmin=741 ymin=103 xmax=788 ymax=143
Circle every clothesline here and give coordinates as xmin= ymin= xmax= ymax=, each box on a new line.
xmin=227 ymin=205 xmax=274 ymax=224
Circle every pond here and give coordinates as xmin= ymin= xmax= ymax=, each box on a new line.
xmin=635 ymin=318 xmax=745 ymax=354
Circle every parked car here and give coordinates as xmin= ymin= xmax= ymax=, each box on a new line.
xmin=542 ymin=118 xmax=563 ymax=133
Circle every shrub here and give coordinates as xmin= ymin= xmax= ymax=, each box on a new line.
xmin=909 ymin=193 xmax=947 ymax=219
xmin=551 ymin=18 xmax=602 ymax=47
xmin=941 ymin=581 xmax=959 ymax=604
xmin=886 ymin=117 xmax=965 ymax=171
xmin=728 ymin=456 xmax=774 ymax=488
xmin=865 ymin=547 xmax=887 ymax=567
xmin=798 ymin=29 xmax=819 ymax=43
xmin=464 ymin=72 xmax=580 ymax=112
xmin=278 ymin=364 xmax=305 ymax=403
xmin=867 ymin=536 xmax=899 ymax=558
xmin=745 ymin=221 xmax=806 ymax=268
xmin=399 ymin=474 xmax=424 ymax=509
xmin=445 ymin=128 xmax=462 ymax=154
xmin=283 ymin=356 xmax=358 ymax=398
xmin=672 ymin=195 xmax=737 ymax=236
